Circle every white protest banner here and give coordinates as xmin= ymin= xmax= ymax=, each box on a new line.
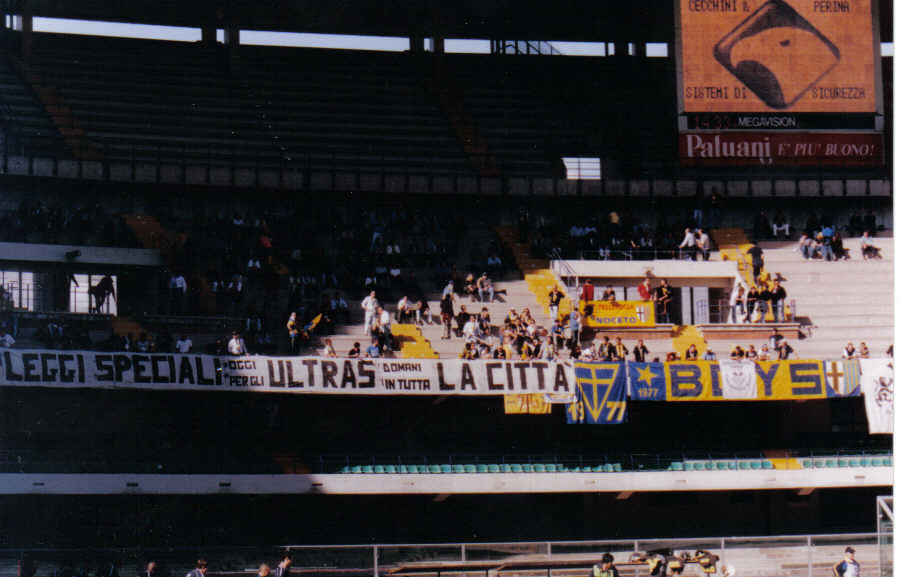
xmin=0 ymin=349 xmax=575 ymax=397
xmin=719 ymin=359 xmax=758 ymax=399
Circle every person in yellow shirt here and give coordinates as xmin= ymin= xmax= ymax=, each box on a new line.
xmin=592 ymin=554 xmax=618 ymax=577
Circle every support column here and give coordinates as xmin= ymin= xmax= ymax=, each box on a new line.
xmin=14 ymin=1 xmax=32 ymax=65
xmin=201 ymin=21 xmax=217 ymax=47
xmin=224 ymin=23 xmax=240 ymax=47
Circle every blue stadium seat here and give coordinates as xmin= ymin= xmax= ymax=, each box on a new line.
xmin=885 ymin=457 xmax=893 ymax=466
xmin=825 ymin=459 xmax=837 ymax=468
xmin=704 ymin=461 xmax=716 ymax=470
xmin=859 ymin=458 xmax=871 ymax=467
xmin=602 ymin=464 xmax=614 ymax=473
xmin=739 ymin=461 xmax=751 ymax=470
xmin=727 ymin=461 xmax=737 ymax=470
xmin=716 ymin=461 xmax=728 ymax=470
xmin=439 ymin=464 xmax=451 ymax=474
xmin=545 ymin=464 xmax=557 ymax=473
xmin=869 ymin=458 xmax=882 ymax=467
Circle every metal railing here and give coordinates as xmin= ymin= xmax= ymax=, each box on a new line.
xmin=0 ymin=531 xmax=889 ymax=577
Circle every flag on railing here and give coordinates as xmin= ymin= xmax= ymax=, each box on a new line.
xmin=627 ymin=362 xmax=666 ymax=401
xmin=823 ymin=359 xmax=861 ymax=397
xmin=860 ymin=359 xmax=893 ymax=434
xmin=567 ymin=362 xmax=627 ymax=424
xmin=719 ymin=359 xmax=757 ymax=399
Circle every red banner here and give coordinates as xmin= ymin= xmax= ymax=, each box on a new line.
xmin=679 ymin=131 xmax=883 ymax=166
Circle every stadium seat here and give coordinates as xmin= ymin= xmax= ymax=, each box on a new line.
xmin=716 ymin=461 xmax=728 ymax=470
xmin=869 ymin=458 xmax=882 ymax=467
xmin=885 ymin=457 xmax=893 ymax=466
xmin=669 ymin=462 xmax=684 ymax=471
xmin=837 ymin=459 xmax=849 ymax=467
xmin=351 ymin=465 xmax=362 ymax=474
xmin=487 ymin=464 xmax=501 ymax=473
xmin=440 ymin=464 xmax=452 ymax=474
xmin=848 ymin=459 xmax=860 ymax=467
xmin=510 ymin=464 xmax=523 ymax=473
xmin=476 ymin=464 xmax=489 ymax=473
xmin=521 ymin=464 xmax=535 ymax=473
xmin=464 ymin=464 xmax=477 ymax=474
xmin=545 ymin=464 xmax=557 ymax=473
xmin=602 ymin=464 xmax=613 ymax=473
xmin=825 ymin=459 xmax=837 ymax=468
xmin=428 ymin=465 xmax=441 ymax=474
xmin=859 ymin=458 xmax=871 ymax=467
xmin=739 ymin=461 xmax=751 ymax=470
xmin=533 ymin=464 xmax=546 ymax=473
xmin=802 ymin=460 xmax=813 ymax=468
xmin=373 ymin=465 xmax=385 ymax=474
xmin=814 ymin=460 xmax=826 ymax=468
xmin=726 ymin=461 xmax=737 ymax=470
xmin=385 ymin=465 xmax=397 ymax=474
xmin=339 ymin=465 xmax=352 ymax=474
xmin=451 ymin=464 xmax=465 ymax=473
xmin=500 ymin=464 xmax=512 ymax=473
xmin=749 ymin=461 xmax=761 ymax=470
xmin=592 ymin=464 xmax=604 ymax=472
xmin=704 ymin=461 xmax=716 ymax=470
xmin=613 ymin=464 xmax=622 ymax=472
xmin=361 ymin=465 xmax=374 ymax=474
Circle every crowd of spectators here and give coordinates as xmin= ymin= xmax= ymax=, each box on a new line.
xmin=0 ymin=197 xmax=141 ymax=248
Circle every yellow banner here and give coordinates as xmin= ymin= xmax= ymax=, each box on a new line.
xmin=665 ymin=359 xmax=827 ymax=401
xmin=504 ymin=394 xmax=553 ymax=414
xmin=579 ymin=300 xmax=656 ymax=328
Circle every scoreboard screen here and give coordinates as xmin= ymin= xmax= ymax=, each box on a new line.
xmin=675 ymin=0 xmax=884 ymax=165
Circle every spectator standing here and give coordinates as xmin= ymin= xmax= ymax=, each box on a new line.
xmin=227 ymin=332 xmax=248 ymax=356
xmin=730 ymin=283 xmax=746 ymax=324
xmin=832 ymin=547 xmax=859 ymax=577
xmin=746 ymin=285 xmax=760 ymax=322
xmin=697 ymin=228 xmax=710 ymax=261
xmin=440 ymin=292 xmax=454 ymax=339
xmin=770 ymin=280 xmax=786 ymax=322
xmin=777 ymin=340 xmax=794 ymax=359
xmin=361 ymin=291 xmax=378 ymax=336
xmin=637 ymin=277 xmax=652 ymax=301
xmin=601 ymin=285 xmax=615 ymax=301
xmin=257 ymin=566 xmax=270 ymax=577
xmin=320 ymin=338 xmax=337 ymax=358
xmin=581 ymin=279 xmax=594 ymax=302
xmin=274 ymin=556 xmax=292 ymax=577
xmin=679 ymin=227 xmax=696 ymax=260
xmin=548 ymin=286 xmax=564 ymax=321
xmin=568 ymin=310 xmax=582 ymax=348
xmin=139 ymin=562 xmax=159 ymax=577
xmin=684 ymin=344 xmax=699 ymax=360
xmin=592 ymin=553 xmax=619 ymax=577
xmin=175 ymin=334 xmax=193 ymax=353
xmin=633 ymin=339 xmax=649 ymax=362
xmin=842 ymin=342 xmax=857 ymax=359
xmin=374 ymin=306 xmax=392 ymax=351
xmin=286 ymin=312 xmax=301 ymax=354
xmin=746 ymin=242 xmax=764 ymax=279
xmin=654 ymin=279 xmax=673 ymax=323
xmin=702 ymin=348 xmax=716 ymax=360
xmin=186 ymin=560 xmax=208 ymax=577
xmin=859 ymin=342 xmax=870 ymax=358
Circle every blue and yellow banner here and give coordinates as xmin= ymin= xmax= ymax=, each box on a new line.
xmin=567 ymin=362 xmax=627 ymax=424
xmin=579 ymin=300 xmax=656 ymax=328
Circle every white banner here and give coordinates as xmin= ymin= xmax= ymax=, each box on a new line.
xmin=719 ymin=359 xmax=758 ymax=399
xmin=0 ymin=349 xmax=575 ymax=396
xmin=860 ymin=358 xmax=894 ymax=434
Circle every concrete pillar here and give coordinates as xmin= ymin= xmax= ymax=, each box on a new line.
xmin=409 ymin=34 xmax=424 ymax=54
xmin=14 ymin=1 xmax=32 ymax=65
xmin=224 ymin=23 xmax=240 ymax=47
xmin=201 ymin=22 xmax=217 ymax=46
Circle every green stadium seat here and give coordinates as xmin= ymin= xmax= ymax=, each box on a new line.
xmin=487 ymin=464 xmax=501 ymax=473
xmin=870 ymin=458 xmax=882 ymax=467
xmin=440 ymin=464 xmax=452 ymax=474
xmin=727 ymin=461 xmax=737 ymax=470
xmin=825 ymin=459 xmax=837 ymax=468
xmin=802 ymin=459 xmax=813 ymax=468
xmin=669 ymin=462 xmax=684 ymax=471
xmin=452 ymin=464 xmax=465 ymax=473
xmin=603 ymin=464 xmax=614 ymax=473
xmin=716 ymin=461 xmax=728 ymax=470
xmin=510 ymin=464 xmax=523 ymax=473
xmin=739 ymin=461 xmax=751 ymax=470
xmin=397 ymin=465 xmax=408 ymax=474
xmin=428 ymin=465 xmax=441 ymax=474
xmin=885 ymin=457 xmax=893 ymax=466
xmin=385 ymin=465 xmax=397 ymax=474
xmin=465 ymin=464 xmax=477 ymax=474
xmin=613 ymin=463 xmax=622 ymax=472
xmin=373 ymin=465 xmax=385 ymax=474
xmin=351 ymin=465 xmax=362 ymax=474
xmin=762 ymin=461 xmax=774 ymax=470
xmin=848 ymin=458 xmax=860 ymax=467
xmin=814 ymin=460 xmax=826 ymax=468
xmin=361 ymin=465 xmax=374 ymax=474
xmin=749 ymin=461 xmax=761 ymax=470
xmin=545 ymin=464 xmax=558 ymax=473
xmin=591 ymin=464 xmax=603 ymax=472
xmin=533 ymin=464 xmax=547 ymax=473
xmin=859 ymin=458 xmax=871 ymax=467
xmin=340 ymin=465 xmax=352 ymax=474
xmin=705 ymin=461 xmax=716 ymax=470
xmin=837 ymin=459 xmax=849 ymax=467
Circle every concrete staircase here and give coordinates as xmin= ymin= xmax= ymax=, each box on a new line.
xmin=755 ymin=235 xmax=893 ymax=358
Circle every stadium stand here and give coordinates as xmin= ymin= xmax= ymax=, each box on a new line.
xmin=0 ymin=0 xmax=891 ymax=568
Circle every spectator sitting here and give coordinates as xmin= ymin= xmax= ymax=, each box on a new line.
xmin=702 ymin=348 xmax=716 ymax=360
xmin=365 ymin=337 xmax=381 ymax=358
xmin=0 ymin=327 xmax=14 ymax=348
xmin=320 ymin=338 xmax=337 ymax=358
xmin=730 ymin=345 xmax=745 ymax=359
xmin=861 ymin=231 xmax=882 ymax=260
xmin=601 ymin=285 xmax=616 ymax=301
xmin=831 ymin=232 xmax=849 ymax=260
xmin=665 ymin=351 xmax=680 ymax=362
xmin=795 ymin=234 xmax=814 ymax=260
xmin=746 ymin=344 xmax=758 ymax=360
xmin=396 ymin=296 xmax=411 ymax=324
xmin=859 ymin=342 xmax=870 ymax=358
xmin=842 ymin=342 xmax=856 ymax=359
xmin=347 ymin=342 xmax=361 ymax=358
xmin=772 ymin=211 xmax=790 ymax=239
xmin=477 ymin=272 xmax=495 ymax=303
xmin=684 ymin=344 xmax=699 ymax=360
xmin=175 ymin=333 xmax=193 ymax=353
xmin=463 ymin=274 xmax=478 ymax=301
xmin=758 ymin=344 xmax=771 ymax=361
xmin=227 ymin=331 xmax=248 ymax=356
